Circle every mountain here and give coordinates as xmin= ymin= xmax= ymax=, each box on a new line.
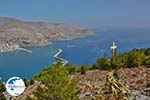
xmin=0 ymin=17 xmax=94 ymax=52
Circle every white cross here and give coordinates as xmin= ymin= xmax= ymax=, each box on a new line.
xmin=111 ymin=42 xmax=117 ymax=50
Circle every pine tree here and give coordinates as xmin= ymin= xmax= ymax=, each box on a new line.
xmin=95 ymin=55 xmax=111 ymax=70
xmin=30 ymin=61 xmax=79 ymax=100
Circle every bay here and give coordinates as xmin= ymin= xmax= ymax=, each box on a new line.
xmin=0 ymin=30 xmax=150 ymax=82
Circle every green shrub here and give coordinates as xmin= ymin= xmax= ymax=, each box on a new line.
xmin=112 ymin=53 xmax=129 ymax=68
xmin=127 ymin=49 xmax=146 ymax=67
xmin=80 ymin=66 xmax=86 ymax=74
xmin=30 ymin=61 xmax=79 ymax=100
xmin=0 ymin=81 xmax=6 ymax=100
xmin=145 ymin=55 xmax=150 ymax=66
xmin=77 ymin=65 xmax=90 ymax=74
xmin=95 ymin=55 xmax=111 ymax=70
xmin=66 ymin=64 xmax=78 ymax=74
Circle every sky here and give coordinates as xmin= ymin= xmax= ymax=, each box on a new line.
xmin=0 ymin=0 xmax=150 ymax=30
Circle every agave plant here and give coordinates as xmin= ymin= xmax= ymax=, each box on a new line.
xmin=105 ymin=71 xmax=131 ymax=100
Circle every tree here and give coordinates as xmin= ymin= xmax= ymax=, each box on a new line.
xmin=80 ymin=66 xmax=86 ymax=74
xmin=0 ymin=81 xmax=6 ymax=100
xmin=23 ymin=78 xmax=34 ymax=86
xmin=30 ymin=61 xmax=79 ymax=100
xmin=111 ymin=53 xmax=129 ymax=69
xmin=145 ymin=55 xmax=150 ymax=66
xmin=127 ymin=49 xmax=146 ymax=67
xmin=29 ymin=78 xmax=34 ymax=85
xmin=66 ymin=64 xmax=78 ymax=75
xmin=95 ymin=55 xmax=111 ymax=70
xmin=144 ymin=48 xmax=150 ymax=56
xmin=78 ymin=65 xmax=90 ymax=74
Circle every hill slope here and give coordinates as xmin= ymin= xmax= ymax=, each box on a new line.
xmin=0 ymin=17 xmax=93 ymax=51
xmin=13 ymin=67 xmax=150 ymax=100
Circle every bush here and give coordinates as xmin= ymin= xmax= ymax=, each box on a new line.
xmin=95 ymin=55 xmax=111 ymax=70
xmin=144 ymin=48 xmax=150 ymax=56
xmin=78 ymin=65 xmax=90 ymax=74
xmin=145 ymin=55 xmax=150 ymax=66
xmin=66 ymin=64 xmax=78 ymax=75
xmin=80 ymin=66 xmax=86 ymax=74
xmin=0 ymin=81 xmax=6 ymax=100
xmin=23 ymin=78 xmax=34 ymax=86
xmin=30 ymin=61 xmax=79 ymax=100
xmin=127 ymin=49 xmax=146 ymax=67
xmin=112 ymin=53 xmax=129 ymax=69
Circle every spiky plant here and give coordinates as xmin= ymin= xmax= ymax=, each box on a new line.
xmin=105 ymin=71 xmax=131 ymax=100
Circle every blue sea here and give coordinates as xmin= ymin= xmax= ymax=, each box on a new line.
xmin=0 ymin=30 xmax=150 ymax=81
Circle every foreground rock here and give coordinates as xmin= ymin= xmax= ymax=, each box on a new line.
xmin=0 ymin=17 xmax=94 ymax=52
xmin=129 ymin=90 xmax=150 ymax=100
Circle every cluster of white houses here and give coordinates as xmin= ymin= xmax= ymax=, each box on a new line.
xmin=0 ymin=43 xmax=20 ymax=52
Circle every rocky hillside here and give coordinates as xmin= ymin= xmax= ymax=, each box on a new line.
xmin=0 ymin=17 xmax=93 ymax=50
xmin=13 ymin=67 xmax=150 ymax=100
xmin=77 ymin=67 xmax=150 ymax=100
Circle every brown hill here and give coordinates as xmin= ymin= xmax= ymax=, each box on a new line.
xmin=0 ymin=17 xmax=93 ymax=47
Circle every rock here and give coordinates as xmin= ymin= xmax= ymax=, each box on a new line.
xmin=142 ymin=88 xmax=150 ymax=96
xmin=129 ymin=90 xmax=150 ymax=100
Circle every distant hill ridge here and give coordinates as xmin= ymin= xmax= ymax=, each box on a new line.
xmin=0 ymin=17 xmax=94 ymax=51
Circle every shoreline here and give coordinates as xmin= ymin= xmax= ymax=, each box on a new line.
xmin=0 ymin=42 xmax=52 ymax=53
xmin=0 ymin=32 xmax=95 ymax=53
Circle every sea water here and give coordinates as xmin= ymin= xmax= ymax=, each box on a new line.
xmin=0 ymin=30 xmax=150 ymax=81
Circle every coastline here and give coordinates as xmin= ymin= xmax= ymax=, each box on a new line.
xmin=0 ymin=42 xmax=52 ymax=53
xmin=0 ymin=32 xmax=95 ymax=53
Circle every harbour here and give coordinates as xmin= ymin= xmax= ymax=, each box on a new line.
xmin=0 ymin=43 xmax=32 ymax=53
